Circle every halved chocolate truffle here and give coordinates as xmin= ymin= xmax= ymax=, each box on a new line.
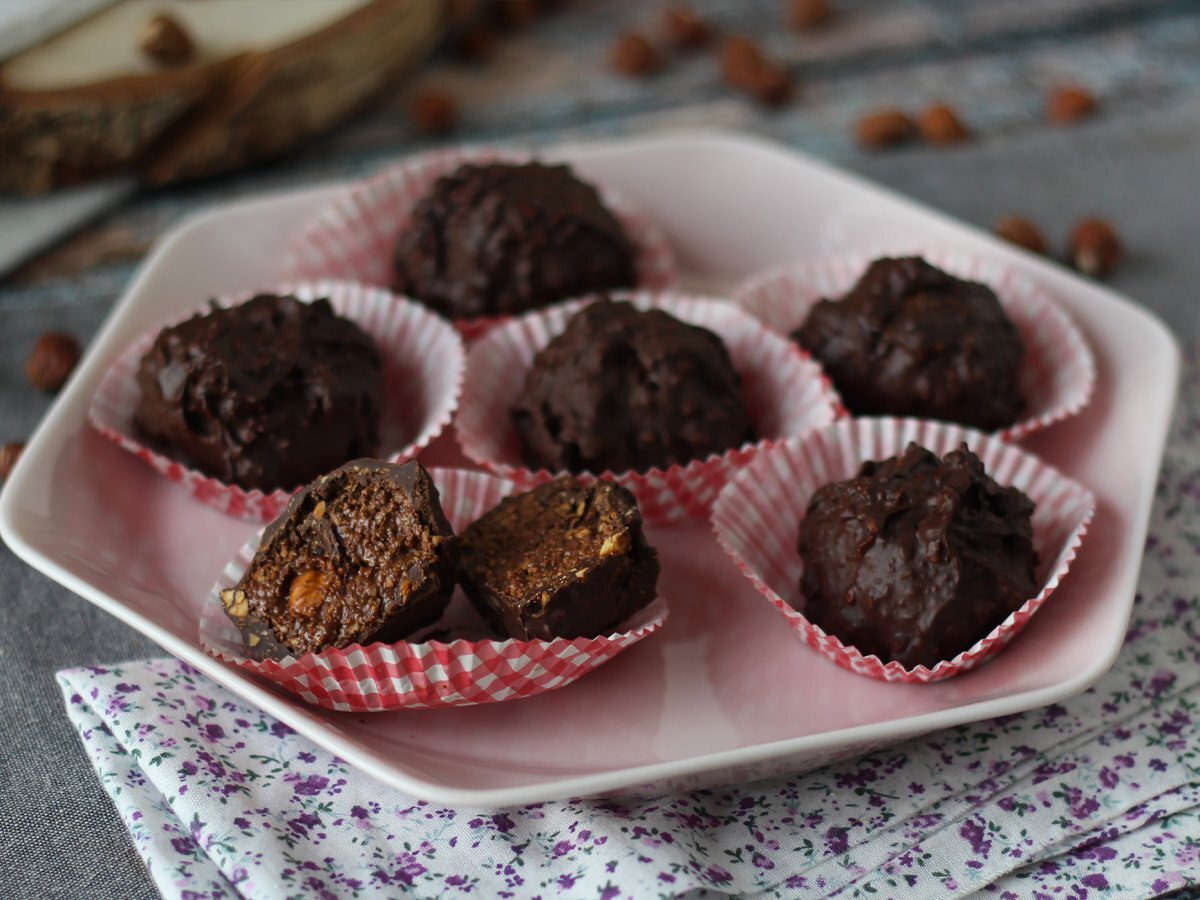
xmin=459 ymin=477 xmax=660 ymax=640
xmin=134 ymin=294 xmax=383 ymax=491
xmin=511 ymin=298 xmax=752 ymax=473
xmin=393 ymin=162 xmax=637 ymax=318
xmin=221 ymin=459 xmax=457 ymax=659
xmin=794 ymin=257 xmax=1025 ymax=431
xmin=798 ymin=442 xmax=1038 ymax=669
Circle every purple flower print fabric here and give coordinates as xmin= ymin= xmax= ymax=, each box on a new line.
xmin=56 ymin=360 xmax=1200 ymax=900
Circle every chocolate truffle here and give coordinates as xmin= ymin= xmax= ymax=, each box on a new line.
xmin=393 ymin=162 xmax=637 ymax=318
xmin=459 ymin=477 xmax=659 ymax=640
xmin=221 ymin=460 xmax=457 ymax=659
xmin=134 ymin=294 xmax=383 ymax=491
xmin=798 ymin=442 xmax=1039 ymax=669
xmin=794 ymin=257 xmax=1025 ymax=431
xmin=512 ymin=299 xmax=752 ymax=473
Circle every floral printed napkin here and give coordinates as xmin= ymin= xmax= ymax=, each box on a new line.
xmin=57 ymin=364 xmax=1200 ymax=900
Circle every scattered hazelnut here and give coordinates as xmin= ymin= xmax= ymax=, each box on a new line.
xmin=599 ymin=531 xmax=631 ymax=558
xmin=1069 ymin=217 xmax=1121 ymax=277
xmin=854 ymin=109 xmax=914 ymax=149
xmin=455 ymin=26 xmax=498 ymax=63
xmin=789 ymin=0 xmax=833 ymax=31
xmin=140 ymin=14 xmax=194 ymax=67
xmin=993 ymin=216 xmax=1047 ymax=255
xmin=289 ymin=570 xmax=336 ymax=618
xmin=917 ymin=103 xmax=970 ymax=144
xmin=0 ymin=442 xmax=24 ymax=483
xmin=720 ymin=36 xmax=793 ymax=107
xmin=663 ymin=7 xmax=713 ymax=50
xmin=1047 ymin=84 xmax=1096 ymax=125
xmin=25 ymin=332 xmax=81 ymax=393
xmin=409 ymin=88 xmax=458 ymax=135
xmin=220 ymin=588 xmax=248 ymax=619
xmin=611 ymin=32 xmax=662 ymax=77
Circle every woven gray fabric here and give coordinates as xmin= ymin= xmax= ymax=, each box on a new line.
xmin=0 ymin=95 xmax=1197 ymax=900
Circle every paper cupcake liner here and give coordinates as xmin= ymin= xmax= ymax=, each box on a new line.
xmin=280 ymin=146 xmax=677 ymax=341
xmin=89 ymin=280 xmax=465 ymax=522
xmin=200 ymin=467 xmax=669 ymax=711
xmin=455 ymin=289 xmax=845 ymax=524
xmin=732 ymin=247 xmax=1097 ymax=441
xmin=711 ymin=417 xmax=1095 ymax=683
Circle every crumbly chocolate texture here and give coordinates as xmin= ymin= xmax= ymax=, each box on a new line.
xmin=134 ymin=294 xmax=383 ymax=491
xmin=459 ymin=477 xmax=659 ymax=640
xmin=794 ymin=257 xmax=1025 ymax=431
xmin=512 ymin=298 xmax=752 ymax=474
xmin=798 ymin=442 xmax=1039 ymax=669
xmin=393 ymin=162 xmax=637 ymax=318
xmin=222 ymin=460 xmax=457 ymax=660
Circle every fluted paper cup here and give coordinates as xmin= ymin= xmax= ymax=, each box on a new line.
xmin=455 ymin=290 xmax=845 ymax=523
xmin=200 ymin=468 xmax=668 ymax=711
xmin=89 ymin=280 xmax=464 ymax=522
xmin=711 ymin=417 xmax=1095 ymax=683
xmin=281 ymin=146 xmax=677 ymax=340
xmin=733 ymin=248 xmax=1096 ymax=440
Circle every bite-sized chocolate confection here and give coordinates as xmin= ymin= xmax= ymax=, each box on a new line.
xmin=794 ymin=257 xmax=1025 ymax=431
xmin=512 ymin=298 xmax=752 ymax=473
xmin=221 ymin=460 xmax=457 ymax=660
xmin=459 ymin=477 xmax=660 ymax=640
xmin=798 ymin=442 xmax=1039 ymax=669
xmin=134 ymin=294 xmax=383 ymax=491
xmin=393 ymin=162 xmax=637 ymax=318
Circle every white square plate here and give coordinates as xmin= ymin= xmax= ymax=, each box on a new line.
xmin=1 ymin=133 xmax=1179 ymax=806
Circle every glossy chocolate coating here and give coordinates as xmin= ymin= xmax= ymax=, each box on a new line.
xmin=393 ymin=162 xmax=637 ymax=318
xmin=794 ymin=257 xmax=1025 ymax=431
xmin=797 ymin=442 xmax=1039 ymax=669
xmin=459 ymin=477 xmax=659 ymax=640
xmin=512 ymin=298 xmax=752 ymax=473
xmin=221 ymin=459 xmax=457 ymax=660
xmin=134 ymin=294 xmax=383 ymax=491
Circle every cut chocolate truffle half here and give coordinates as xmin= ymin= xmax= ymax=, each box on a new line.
xmin=797 ymin=442 xmax=1039 ymax=669
xmin=794 ymin=257 xmax=1025 ymax=431
xmin=459 ymin=476 xmax=660 ymax=640
xmin=511 ymin=298 xmax=753 ymax=474
xmin=393 ymin=161 xmax=637 ymax=318
xmin=134 ymin=293 xmax=383 ymax=491
xmin=222 ymin=459 xmax=457 ymax=660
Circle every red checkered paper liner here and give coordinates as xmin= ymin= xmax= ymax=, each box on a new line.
xmin=200 ymin=467 xmax=669 ymax=711
xmin=732 ymin=247 xmax=1096 ymax=441
xmin=88 ymin=281 xmax=464 ymax=522
xmin=455 ymin=290 xmax=845 ymax=524
xmin=280 ymin=146 xmax=677 ymax=340
xmin=711 ymin=418 xmax=1095 ymax=683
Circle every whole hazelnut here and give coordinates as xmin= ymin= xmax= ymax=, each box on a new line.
xmin=611 ymin=32 xmax=662 ymax=77
xmin=0 ymin=442 xmax=24 ymax=483
xmin=409 ymin=89 xmax=458 ymax=135
xmin=141 ymin=14 xmax=194 ymax=67
xmin=994 ymin=216 xmax=1047 ymax=255
xmin=789 ymin=0 xmax=833 ymax=30
xmin=25 ymin=332 xmax=81 ymax=393
xmin=289 ymin=569 xmax=337 ymax=618
xmin=854 ymin=109 xmax=914 ymax=149
xmin=663 ymin=7 xmax=713 ymax=50
xmin=917 ymin=103 xmax=970 ymax=145
xmin=1069 ymin=217 xmax=1121 ymax=277
xmin=1047 ymin=84 xmax=1096 ymax=125
xmin=720 ymin=36 xmax=793 ymax=107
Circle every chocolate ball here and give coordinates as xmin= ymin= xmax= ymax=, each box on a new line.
xmin=794 ymin=257 xmax=1025 ymax=431
xmin=512 ymin=298 xmax=752 ymax=473
xmin=134 ymin=294 xmax=383 ymax=491
xmin=393 ymin=162 xmax=637 ymax=319
xmin=798 ymin=442 xmax=1039 ymax=669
